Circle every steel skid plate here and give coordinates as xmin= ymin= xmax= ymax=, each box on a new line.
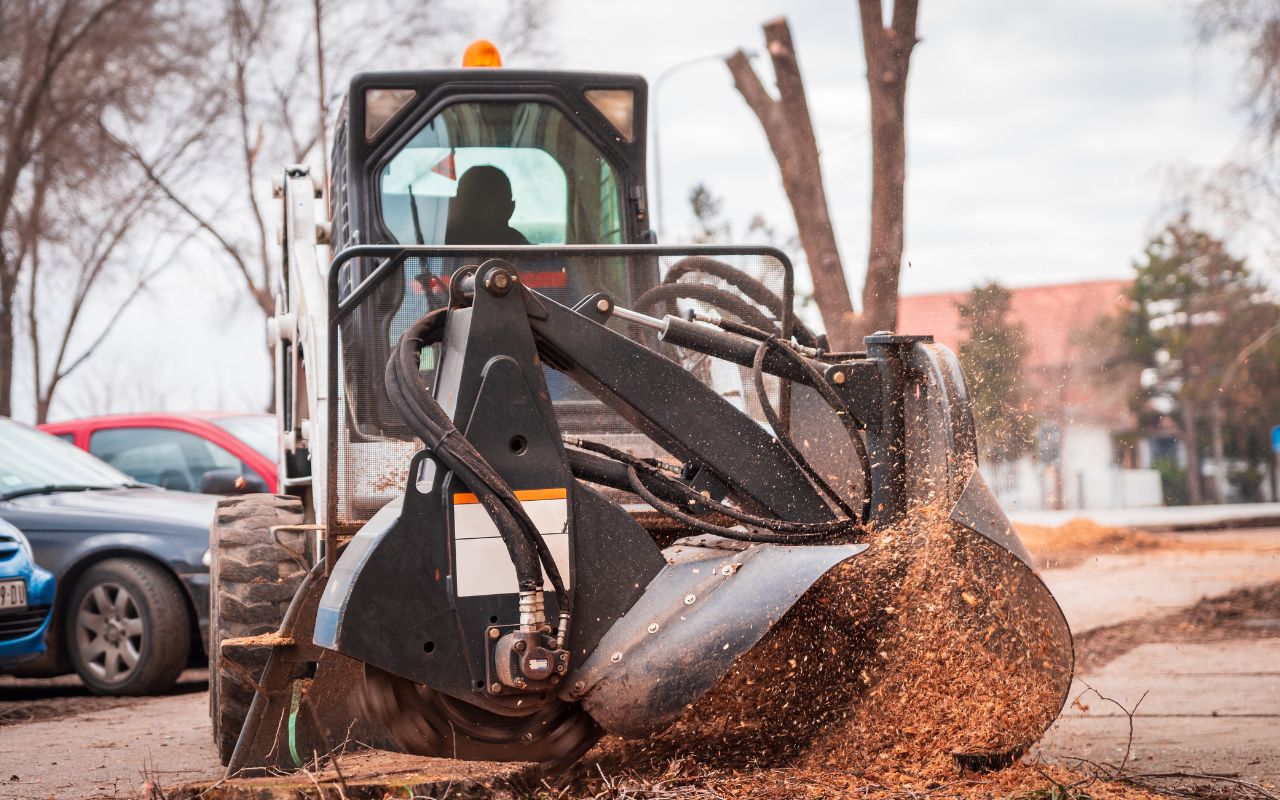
xmin=563 ymin=537 xmax=868 ymax=738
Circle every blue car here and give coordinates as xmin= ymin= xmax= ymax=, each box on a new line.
xmin=0 ymin=516 xmax=55 ymax=668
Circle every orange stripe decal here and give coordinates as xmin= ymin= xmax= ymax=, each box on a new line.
xmin=452 ymin=487 xmax=567 ymax=505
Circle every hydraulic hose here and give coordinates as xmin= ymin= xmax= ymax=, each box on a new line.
xmin=659 ymin=255 xmax=821 ymax=347
xmin=750 ymin=336 xmax=873 ymax=523
xmin=634 ymin=282 xmax=779 ymax=334
xmin=568 ymin=431 xmax=864 ymax=541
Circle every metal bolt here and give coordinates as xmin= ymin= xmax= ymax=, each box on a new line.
xmin=647 ymin=622 xmax=660 ymax=634
xmin=484 ymin=270 xmax=513 ymax=295
xmin=514 ymin=677 xmax=528 ymax=689
xmin=520 ymin=731 xmax=535 ymax=743
xmin=610 ymin=651 xmax=622 ymax=663
xmin=558 ymin=652 xmax=569 ymax=662
xmin=684 ymin=594 xmax=697 ymax=605
xmin=595 ymin=298 xmax=611 ymax=313
xmin=573 ymin=680 xmax=586 ymax=693
xmin=514 ymin=640 xmax=527 ymax=653
xmin=720 ymin=565 xmax=733 ymax=576
xmin=832 ymin=371 xmax=847 ymax=385
xmin=556 ymin=663 xmax=568 ymax=674
xmin=488 ymin=627 xmax=500 ymax=640
xmin=490 ymin=682 xmax=503 ymax=694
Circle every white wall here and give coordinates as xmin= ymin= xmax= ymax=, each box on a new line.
xmin=983 ymin=422 xmax=1164 ymax=511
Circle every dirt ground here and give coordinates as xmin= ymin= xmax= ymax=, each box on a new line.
xmin=0 ymin=670 xmax=216 ymax=800
xmin=0 ymin=669 xmax=208 ymax=729
xmin=0 ymin=525 xmax=1275 ymax=799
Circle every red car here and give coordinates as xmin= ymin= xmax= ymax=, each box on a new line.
xmin=39 ymin=413 xmax=277 ymax=495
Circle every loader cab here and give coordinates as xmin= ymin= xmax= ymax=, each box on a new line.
xmin=331 ymin=67 xmax=650 ymax=250
xmin=330 ymin=66 xmax=653 ymax=349
xmin=325 ymin=66 xmax=656 ymax=521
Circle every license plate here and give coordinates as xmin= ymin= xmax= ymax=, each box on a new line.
xmin=0 ymin=579 xmax=27 ymax=610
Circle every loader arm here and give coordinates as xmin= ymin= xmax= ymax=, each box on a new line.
xmin=272 ymin=167 xmax=331 ymax=525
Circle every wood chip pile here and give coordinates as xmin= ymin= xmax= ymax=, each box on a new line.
xmin=559 ymin=506 xmax=1126 ymax=799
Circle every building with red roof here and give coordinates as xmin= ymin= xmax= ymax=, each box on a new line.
xmin=897 ymin=279 xmax=1163 ymax=511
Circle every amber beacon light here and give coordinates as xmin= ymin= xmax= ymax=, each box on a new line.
xmin=462 ymin=39 xmax=502 ymax=67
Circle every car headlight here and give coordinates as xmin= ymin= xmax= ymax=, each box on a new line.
xmin=202 ymin=549 xmax=211 ymax=568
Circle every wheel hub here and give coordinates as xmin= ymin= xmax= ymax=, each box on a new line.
xmin=360 ymin=664 xmax=601 ymax=773
xmin=75 ymin=581 xmax=143 ymax=683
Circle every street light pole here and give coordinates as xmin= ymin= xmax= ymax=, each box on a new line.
xmin=651 ymin=51 xmax=755 ymax=239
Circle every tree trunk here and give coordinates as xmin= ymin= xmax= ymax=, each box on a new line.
xmin=1210 ymin=398 xmax=1228 ymax=503
xmin=857 ymin=0 xmax=918 ymax=335
xmin=1181 ymin=399 xmax=1203 ymax=505
xmin=0 ymin=260 xmax=16 ymax=418
xmin=727 ymin=19 xmax=858 ymax=349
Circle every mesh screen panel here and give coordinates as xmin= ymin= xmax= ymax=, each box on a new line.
xmin=332 ymin=248 xmax=805 ymax=527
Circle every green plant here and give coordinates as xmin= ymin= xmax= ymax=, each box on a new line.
xmin=1152 ymin=457 xmax=1189 ymax=506
xmin=1019 ymin=781 xmax=1094 ymax=800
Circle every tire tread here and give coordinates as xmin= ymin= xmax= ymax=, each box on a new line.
xmin=209 ymin=493 xmax=306 ymax=765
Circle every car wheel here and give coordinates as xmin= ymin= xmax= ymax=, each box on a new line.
xmin=66 ymin=558 xmax=191 ymax=696
xmin=209 ymin=494 xmax=306 ymax=765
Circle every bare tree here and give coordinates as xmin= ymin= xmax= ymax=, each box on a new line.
xmin=0 ymin=0 xmax=214 ymax=418
xmin=21 ymin=166 xmax=199 ymax=421
xmin=726 ymin=8 xmax=920 ymax=347
xmin=1197 ymin=0 xmax=1280 ymax=145
xmin=727 ymin=19 xmax=858 ymax=348
xmin=126 ymin=0 xmax=555 ymax=331
xmin=856 ymin=0 xmax=919 ymax=336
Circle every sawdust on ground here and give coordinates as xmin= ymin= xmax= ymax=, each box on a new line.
xmin=1073 ymin=579 xmax=1280 ymax=674
xmin=1015 ymin=519 xmax=1165 ymax=568
xmin=558 ymin=504 xmax=1106 ymax=799
xmin=1014 ymin=518 xmax=1279 ymax=570
xmin=165 ymin=750 xmax=536 ymax=799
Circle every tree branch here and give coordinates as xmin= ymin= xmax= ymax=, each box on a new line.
xmin=107 ymin=129 xmax=265 ymax=303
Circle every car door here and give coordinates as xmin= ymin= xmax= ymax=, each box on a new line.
xmin=88 ymin=427 xmax=252 ymax=493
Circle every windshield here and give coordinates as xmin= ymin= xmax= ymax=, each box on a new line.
xmin=210 ymin=415 xmax=277 ymax=461
xmin=0 ymin=419 xmax=132 ymax=495
xmin=380 ymin=101 xmax=624 ymax=246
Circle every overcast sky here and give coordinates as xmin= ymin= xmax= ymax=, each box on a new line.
xmin=19 ymin=0 xmax=1252 ymax=422
xmin=556 ymin=0 xmax=1244 ymax=293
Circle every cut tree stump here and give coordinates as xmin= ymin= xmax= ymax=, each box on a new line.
xmin=163 ymin=750 xmax=538 ymax=799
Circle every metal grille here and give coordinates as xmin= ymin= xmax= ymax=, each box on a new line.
xmin=0 ymin=607 xmax=49 ymax=642
xmin=329 ymin=111 xmax=352 ymax=250
xmin=331 ymin=247 xmax=802 ymax=526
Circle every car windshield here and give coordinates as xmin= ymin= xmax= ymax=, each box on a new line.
xmin=0 ymin=419 xmax=132 ymax=496
xmin=209 ymin=415 xmax=276 ymax=461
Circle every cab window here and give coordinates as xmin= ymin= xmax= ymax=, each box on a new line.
xmin=379 ymin=102 xmax=624 ymax=246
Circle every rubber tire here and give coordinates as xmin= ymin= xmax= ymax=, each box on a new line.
xmin=208 ymin=493 xmax=306 ymax=765
xmin=65 ymin=558 xmax=192 ymax=696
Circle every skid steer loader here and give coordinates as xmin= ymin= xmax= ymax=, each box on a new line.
xmin=209 ymin=49 xmax=1073 ymax=777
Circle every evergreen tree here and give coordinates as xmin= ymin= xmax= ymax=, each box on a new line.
xmin=1114 ymin=215 xmax=1277 ymax=503
xmin=957 ymin=283 xmax=1035 ymax=464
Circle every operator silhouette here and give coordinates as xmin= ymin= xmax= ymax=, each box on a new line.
xmin=444 ymin=165 xmax=530 ymax=245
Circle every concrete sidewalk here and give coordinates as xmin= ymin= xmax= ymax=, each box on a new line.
xmin=1038 ymin=530 xmax=1280 ymax=633
xmin=1038 ymin=640 xmax=1280 ymax=784
xmin=1013 ymin=502 xmax=1280 ymax=531
xmin=1035 ymin=529 xmax=1280 ymax=787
